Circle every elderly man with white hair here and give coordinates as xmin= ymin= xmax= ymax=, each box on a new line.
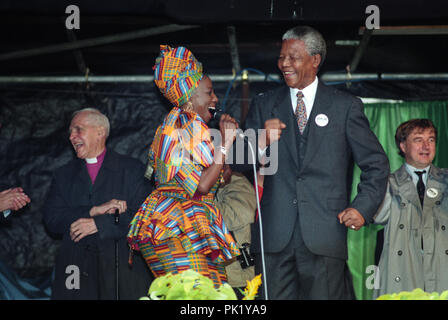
xmin=44 ymin=108 xmax=153 ymax=299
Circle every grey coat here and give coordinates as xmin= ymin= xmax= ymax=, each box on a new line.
xmin=373 ymin=164 xmax=448 ymax=298
xmin=214 ymin=173 xmax=256 ymax=288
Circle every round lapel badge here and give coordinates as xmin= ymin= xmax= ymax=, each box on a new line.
xmin=315 ymin=114 xmax=329 ymax=127
xmin=426 ymin=187 xmax=438 ymax=198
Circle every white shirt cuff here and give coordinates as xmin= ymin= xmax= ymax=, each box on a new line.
xmin=3 ymin=210 xmax=11 ymax=218
xmin=258 ymin=146 xmax=267 ymax=158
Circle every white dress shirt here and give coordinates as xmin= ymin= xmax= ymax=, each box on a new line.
xmin=259 ymin=76 xmax=319 ymax=157
xmin=405 ymin=163 xmax=430 ymax=187
xmin=289 ymin=76 xmax=319 ymax=120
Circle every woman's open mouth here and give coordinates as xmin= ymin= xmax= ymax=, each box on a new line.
xmin=208 ymin=107 xmax=217 ymax=118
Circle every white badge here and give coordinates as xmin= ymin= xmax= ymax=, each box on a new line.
xmin=426 ymin=187 xmax=438 ymax=198
xmin=315 ymin=114 xmax=329 ymax=127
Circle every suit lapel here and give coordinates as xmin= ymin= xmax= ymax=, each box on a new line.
xmin=426 ymin=164 xmax=447 ymax=203
xmin=271 ymin=87 xmax=299 ymax=170
xmin=395 ymin=164 xmax=447 ymax=210
xmin=69 ymin=159 xmax=93 ymax=206
xmin=299 ymin=81 xmax=332 ymax=174
xmin=74 ymin=159 xmax=92 ymax=187
xmin=395 ymin=164 xmax=422 ymax=210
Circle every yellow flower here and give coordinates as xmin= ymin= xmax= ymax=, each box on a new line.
xmin=242 ymin=274 xmax=262 ymax=300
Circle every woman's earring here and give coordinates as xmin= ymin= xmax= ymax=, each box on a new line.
xmin=184 ymin=101 xmax=193 ymax=112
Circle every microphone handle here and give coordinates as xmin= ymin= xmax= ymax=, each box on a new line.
xmin=238 ymin=132 xmax=249 ymax=142
xmin=213 ymin=109 xmax=225 ymax=120
xmin=114 ymin=209 xmax=119 ymax=225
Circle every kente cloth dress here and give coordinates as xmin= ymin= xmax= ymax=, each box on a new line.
xmin=128 ymin=107 xmax=239 ymax=287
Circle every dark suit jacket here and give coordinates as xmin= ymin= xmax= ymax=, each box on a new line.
xmin=0 ymin=211 xmax=10 ymax=224
xmin=244 ymin=81 xmax=389 ymax=260
xmin=43 ymin=149 xmax=153 ymax=299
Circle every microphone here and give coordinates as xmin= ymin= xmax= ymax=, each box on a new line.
xmin=211 ymin=106 xmax=224 ymax=120
xmin=207 ymin=106 xmax=223 ymax=130
xmin=114 ymin=209 xmax=119 ymax=225
xmin=212 ymin=107 xmax=242 ymax=127
xmin=238 ymin=131 xmax=249 ymax=143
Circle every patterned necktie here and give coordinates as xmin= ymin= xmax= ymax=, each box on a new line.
xmin=415 ymin=170 xmax=426 ymax=207
xmin=295 ymin=91 xmax=307 ymax=134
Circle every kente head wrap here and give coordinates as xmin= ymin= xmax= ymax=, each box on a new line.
xmin=153 ymin=45 xmax=203 ymax=108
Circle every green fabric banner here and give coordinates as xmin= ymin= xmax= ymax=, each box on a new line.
xmin=347 ymin=100 xmax=448 ymax=300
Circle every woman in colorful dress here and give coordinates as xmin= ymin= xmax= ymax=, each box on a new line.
xmin=128 ymin=45 xmax=240 ymax=287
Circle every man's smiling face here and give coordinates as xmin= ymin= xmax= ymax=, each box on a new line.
xmin=69 ymin=112 xmax=106 ymax=159
xmin=277 ymin=39 xmax=321 ymax=90
xmin=400 ymin=128 xmax=436 ymax=169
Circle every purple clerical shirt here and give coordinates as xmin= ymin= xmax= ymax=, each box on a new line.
xmin=85 ymin=148 xmax=106 ymax=184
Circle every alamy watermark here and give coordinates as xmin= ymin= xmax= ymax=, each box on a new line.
xmin=64 ymin=5 xmax=381 ymax=35
xmin=365 ymin=264 xmax=380 ymax=290
xmin=65 ymin=264 xmax=80 ymax=290
xmin=365 ymin=5 xmax=380 ymax=30
xmin=163 ymin=125 xmax=279 ymax=175
xmin=65 ymin=5 xmax=80 ymax=30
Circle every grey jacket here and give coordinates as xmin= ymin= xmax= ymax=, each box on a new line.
xmin=373 ymin=164 xmax=448 ymax=298
xmin=215 ymin=173 xmax=256 ymax=288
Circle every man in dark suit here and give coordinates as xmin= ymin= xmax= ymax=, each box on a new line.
xmin=244 ymin=26 xmax=389 ymax=299
xmin=43 ymin=108 xmax=153 ymax=299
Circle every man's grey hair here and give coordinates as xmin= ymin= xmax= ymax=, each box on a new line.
xmin=282 ymin=26 xmax=327 ymax=68
xmin=72 ymin=108 xmax=110 ymax=138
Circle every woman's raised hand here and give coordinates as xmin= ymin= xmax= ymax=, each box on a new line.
xmin=219 ymin=114 xmax=239 ymax=149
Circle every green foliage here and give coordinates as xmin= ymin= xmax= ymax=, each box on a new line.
xmin=140 ymin=270 xmax=237 ymax=300
xmin=377 ymin=288 xmax=448 ymax=300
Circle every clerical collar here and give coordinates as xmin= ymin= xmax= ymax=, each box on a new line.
xmin=85 ymin=157 xmax=97 ymax=164
xmin=85 ymin=148 xmax=106 ymax=164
